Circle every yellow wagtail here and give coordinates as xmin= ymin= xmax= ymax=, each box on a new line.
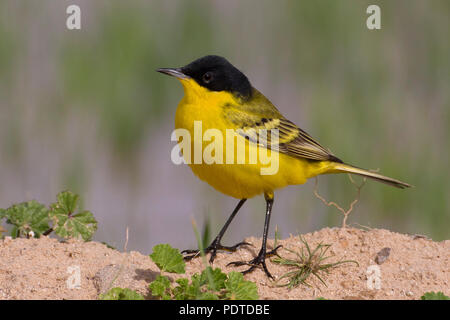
xmin=158 ymin=55 xmax=410 ymax=278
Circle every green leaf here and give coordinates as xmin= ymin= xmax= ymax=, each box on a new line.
xmin=421 ymin=291 xmax=449 ymax=300
xmin=100 ymin=287 xmax=144 ymax=300
xmin=201 ymin=217 xmax=211 ymax=250
xmin=51 ymin=210 xmax=97 ymax=241
xmin=188 ymin=273 xmax=204 ymax=297
xmin=148 ymin=266 xmax=259 ymax=300
xmin=149 ymin=275 xmax=172 ymax=300
xmin=10 ymin=225 xmax=19 ymax=238
xmin=196 ymin=291 xmax=219 ymax=300
xmin=173 ymin=277 xmax=207 ymax=300
xmin=172 ymin=270 xmax=225 ymax=300
xmin=200 ymin=267 xmax=227 ymax=291
xmin=173 ymin=278 xmax=190 ymax=300
xmin=224 ymin=271 xmax=259 ymax=300
xmin=49 ymin=191 xmax=97 ymax=241
xmin=2 ymin=201 xmax=50 ymax=237
xmin=55 ymin=191 xmax=79 ymax=214
xmin=149 ymin=244 xmax=185 ymax=274
xmin=175 ymin=278 xmax=189 ymax=287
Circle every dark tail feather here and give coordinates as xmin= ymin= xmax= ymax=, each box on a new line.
xmin=332 ymin=163 xmax=412 ymax=189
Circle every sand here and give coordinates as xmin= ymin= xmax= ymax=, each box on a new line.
xmin=0 ymin=227 xmax=448 ymax=300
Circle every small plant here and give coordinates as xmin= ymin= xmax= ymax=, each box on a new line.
xmin=421 ymin=291 xmax=449 ymax=300
xmin=99 ymin=287 xmax=145 ymax=300
xmin=48 ymin=191 xmax=98 ymax=241
xmin=273 ymin=224 xmax=280 ymax=249
xmin=271 ymin=236 xmax=358 ymax=288
xmin=150 ymin=244 xmax=186 ymax=274
xmin=1 ymin=200 xmax=50 ymax=238
xmin=201 ymin=215 xmax=212 ymax=250
xmin=0 ymin=191 xmax=97 ymax=241
xmin=148 ymin=243 xmax=258 ymax=300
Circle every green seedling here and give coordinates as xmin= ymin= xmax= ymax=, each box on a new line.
xmin=48 ymin=191 xmax=97 ymax=241
xmin=201 ymin=214 xmax=212 ymax=250
xmin=273 ymin=225 xmax=280 ymax=249
xmin=191 ymin=218 xmax=217 ymax=292
xmin=272 ymin=236 xmax=358 ymax=288
xmin=150 ymin=243 xmax=186 ymax=274
xmin=0 ymin=190 xmax=97 ymax=241
xmin=100 ymin=287 xmax=145 ymax=300
xmin=148 ymin=243 xmax=258 ymax=300
xmin=421 ymin=291 xmax=449 ymax=300
xmin=1 ymin=201 xmax=49 ymax=238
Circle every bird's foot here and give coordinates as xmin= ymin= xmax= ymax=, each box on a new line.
xmin=227 ymin=245 xmax=282 ymax=279
xmin=182 ymin=239 xmax=252 ymax=264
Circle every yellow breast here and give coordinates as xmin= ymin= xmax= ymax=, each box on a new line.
xmin=173 ymin=79 xmax=331 ymax=199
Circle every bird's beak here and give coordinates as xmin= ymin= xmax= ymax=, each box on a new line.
xmin=156 ymin=68 xmax=190 ymax=79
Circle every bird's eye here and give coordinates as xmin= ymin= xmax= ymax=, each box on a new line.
xmin=202 ymin=72 xmax=213 ymax=83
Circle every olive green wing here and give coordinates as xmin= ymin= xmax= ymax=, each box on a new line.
xmin=223 ymin=89 xmax=341 ymax=162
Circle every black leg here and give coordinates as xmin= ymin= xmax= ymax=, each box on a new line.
xmin=182 ymin=198 xmax=251 ymax=263
xmin=227 ymin=192 xmax=281 ymax=279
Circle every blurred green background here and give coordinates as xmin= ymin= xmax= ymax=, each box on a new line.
xmin=0 ymin=0 xmax=449 ymax=252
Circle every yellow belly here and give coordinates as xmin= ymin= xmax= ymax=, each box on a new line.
xmin=187 ymin=153 xmax=330 ymax=199
xmin=174 ymin=95 xmax=333 ymax=199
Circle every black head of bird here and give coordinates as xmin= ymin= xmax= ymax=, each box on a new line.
xmin=158 ymin=55 xmax=252 ymax=100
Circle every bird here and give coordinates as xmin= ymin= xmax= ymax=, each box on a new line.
xmin=157 ymin=55 xmax=411 ymax=278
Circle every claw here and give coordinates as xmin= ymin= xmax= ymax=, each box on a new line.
xmin=266 ymin=245 xmax=283 ymax=257
xmin=181 ymin=249 xmax=201 ymax=254
xmin=182 ymin=240 xmax=251 ymax=263
xmin=227 ymin=245 xmax=282 ymax=279
xmin=219 ymin=241 xmax=252 ymax=252
xmin=183 ymin=252 xmax=202 ymax=261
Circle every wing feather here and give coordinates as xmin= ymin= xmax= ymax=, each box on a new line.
xmin=223 ymin=88 xmax=342 ymax=163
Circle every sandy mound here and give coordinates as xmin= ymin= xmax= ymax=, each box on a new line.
xmin=0 ymin=227 xmax=448 ymax=300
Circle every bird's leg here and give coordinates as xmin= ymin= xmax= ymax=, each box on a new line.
xmin=182 ymin=199 xmax=251 ymax=263
xmin=227 ymin=193 xmax=281 ymax=279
